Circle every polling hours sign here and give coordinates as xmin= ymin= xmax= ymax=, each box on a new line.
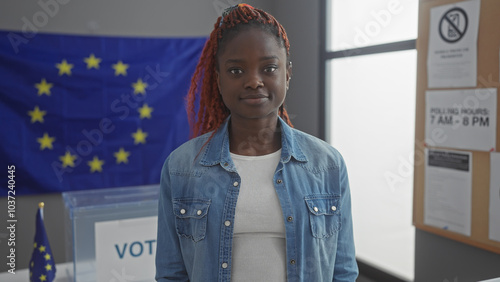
xmin=425 ymin=88 xmax=497 ymax=151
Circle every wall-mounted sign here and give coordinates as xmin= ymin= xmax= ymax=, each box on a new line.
xmin=425 ymin=88 xmax=497 ymax=151
xmin=490 ymin=153 xmax=500 ymax=242
xmin=424 ymin=149 xmax=472 ymax=236
xmin=427 ymin=0 xmax=480 ymax=88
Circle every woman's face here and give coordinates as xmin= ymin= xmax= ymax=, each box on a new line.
xmin=216 ymin=27 xmax=291 ymax=122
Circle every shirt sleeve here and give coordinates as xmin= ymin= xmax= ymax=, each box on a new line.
xmin=155 ymin=157 xmax=189 ymax=282
xmin=333 ymin=155 xmax=359 ymax=282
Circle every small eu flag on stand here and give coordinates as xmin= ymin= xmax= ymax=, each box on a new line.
xmin=29 ymin=202 xmax=56 ymax=282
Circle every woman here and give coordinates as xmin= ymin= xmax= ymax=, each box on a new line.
xmin=156 ymin=4 xmax=358 ymax=281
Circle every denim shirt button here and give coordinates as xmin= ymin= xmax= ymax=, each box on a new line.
xmin=197 ymin=210 xmax=202 ymax=215
xmin=221 ymin=262 xmax=228 ymax=269
xmin=233 ymin=181 xmax=239 ymax=187
xmin=180 ymin=209 xmax=186 ymax=215
xmin=224 ymin=220 xmax=231 ymax=226
xmin=276 ymin=179 xmax=282 ymax=184
xmin=313 ymin=207 xmax=319 ymax=212
xmin=331 ymin=206 xmax=337 ymax=211
xmin=290 ymin=259 xmax=296 ymax=265
xmin=287 ymin=216 xmax=293 ymax=222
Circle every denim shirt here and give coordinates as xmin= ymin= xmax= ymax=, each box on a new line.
xmin=156 ymin=117 xmax=358 ymax=282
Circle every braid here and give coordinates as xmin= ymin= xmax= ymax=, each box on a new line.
xmin=186 ymin=3 xmax=293 ymax=138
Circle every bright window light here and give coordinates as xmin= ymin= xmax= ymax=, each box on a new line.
xmin=328 ymin=50 xmax=417 ymax=281
xmin=328 ymin=0 xmax=418 ymax=51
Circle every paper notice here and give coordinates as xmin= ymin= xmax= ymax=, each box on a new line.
xmin=427 ymin=0 xmax=480 ymax=88
xmin=424 ymin=149 xmax=472 ymax=236
xmin=425 ymin=88 xmax=497 ymax=151
xmin=490 ymin=153 xmax=500 ymax=242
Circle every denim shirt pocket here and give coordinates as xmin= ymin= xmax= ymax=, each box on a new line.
xmin=173 ymin=198 xmax=211 ymax=243
xmin=304 ymin=195 xmax=341 ymax=239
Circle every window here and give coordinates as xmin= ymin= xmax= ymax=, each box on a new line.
xmin=321 ymin=1 xmax=419 ymax=280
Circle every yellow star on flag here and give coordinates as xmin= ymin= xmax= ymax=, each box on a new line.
xmin=138 ymin=103 xmax=153 ymax=119
xmin=60 ymin=151 xmax=77 ymax=168
xmin=132 ymin=128 xmax=148 ymax=144
xmin=132 ymin=78 xmax=148 ymax=95
xmin=114 ymin=148 xmax=130 ymax=164
xmin=28 ymin=106 xmax=46 ymax=123
xmin=34 ymin=243 xmax=37 ymax=248
xmin=34 ymin=78 xmax=53 ymax=96
xmin=56 ymin=59 xmax=74 ymax=76
xmin=44 ymin=253 xmax=51 ymax=261
xmin=84 ymin=53 xmax=102 ymax=69
xmin=38 ymin=245 xmax=46 ymax=253
xmin=88 ymin=156 xmax=105 ymax=173
xmin=45 ymin=263 xmax=53 ymax=271
xmin=40 ymin=274 xmax=47 ymax=282
xmin=112 ymin=60 xmax=129 ymax=76
xmin=37 ymin=133 xmax=56 ymax=150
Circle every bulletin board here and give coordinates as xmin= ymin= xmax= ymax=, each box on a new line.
xmin=413 ymin=0 xmax=500 ymax=254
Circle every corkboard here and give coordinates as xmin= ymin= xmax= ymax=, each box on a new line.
xmin=413 ymin=0 xmax=500 ymax=254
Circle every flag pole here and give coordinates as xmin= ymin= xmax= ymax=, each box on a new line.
xmin=39 ymin=202 xmax=44 ymax=220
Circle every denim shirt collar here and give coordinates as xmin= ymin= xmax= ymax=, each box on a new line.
xmin=199 ymin=116 xmax=307 ymax=169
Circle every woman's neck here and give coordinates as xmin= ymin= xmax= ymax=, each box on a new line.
xmin=228 ymin=116 xmax=282 ymax=156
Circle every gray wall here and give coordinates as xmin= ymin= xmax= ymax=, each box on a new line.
xmin=415 ymin=229 xmax=500 ymax=282
xmin=272 ymin=0 xmax=321 ymax=137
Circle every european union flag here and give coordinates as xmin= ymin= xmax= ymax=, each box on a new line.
xmin=0 ymin=31 xmax=206 ymax=195
xmin=30 ymin=203 xmax=56 ymax=282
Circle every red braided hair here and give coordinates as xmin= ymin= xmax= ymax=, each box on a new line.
xmin=186 ymin=3 xmax=293 ymax=138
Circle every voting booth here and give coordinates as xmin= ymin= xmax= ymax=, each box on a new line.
xmin=63 ymin=185 xmax=159 ymax=282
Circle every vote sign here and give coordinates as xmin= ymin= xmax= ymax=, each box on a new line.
xmin=95 ymin=216 xmax=157 ymax=282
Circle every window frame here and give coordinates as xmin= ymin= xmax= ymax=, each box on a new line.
xmin=319 ymin=1 xmax=418 ymax=280
xmin=319 ymin=0 xmax=417 ymax=142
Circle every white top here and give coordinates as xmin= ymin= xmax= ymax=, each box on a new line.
xmin=230 ymin=149 xmax=286 ymax=282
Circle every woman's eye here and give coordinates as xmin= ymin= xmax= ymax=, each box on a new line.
xmin=265 ymin=66 xmax=277 ymax=73
xmin=229 ymin=69 xmax=243 ymax=75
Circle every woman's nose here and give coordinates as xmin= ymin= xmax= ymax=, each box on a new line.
xmin=243 ymin=71 xmax=264 ymax=89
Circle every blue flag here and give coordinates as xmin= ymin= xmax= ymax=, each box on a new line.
xmin=30 ymin=205 xmax=56 ymax=282
xmin=0 ymin=31 xmax=206 ymax=195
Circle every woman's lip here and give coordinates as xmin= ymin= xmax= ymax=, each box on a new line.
xmin=240 ymin=96 xmax=268 ymax=105
xmin=241 ymin=94 xmax=268 ymax=99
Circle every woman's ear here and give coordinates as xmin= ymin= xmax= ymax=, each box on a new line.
xmin=216 ymin=70 xmax=221 ymax=93
xmin=286 ymin=61 xmax=292 ymax=90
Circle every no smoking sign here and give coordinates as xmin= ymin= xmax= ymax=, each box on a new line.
xmin=439 ymin=7 xmax=468 ymax=43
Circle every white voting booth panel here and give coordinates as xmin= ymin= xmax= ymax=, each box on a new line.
xmin=63 ymin=185 xmax=159 ymax=282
